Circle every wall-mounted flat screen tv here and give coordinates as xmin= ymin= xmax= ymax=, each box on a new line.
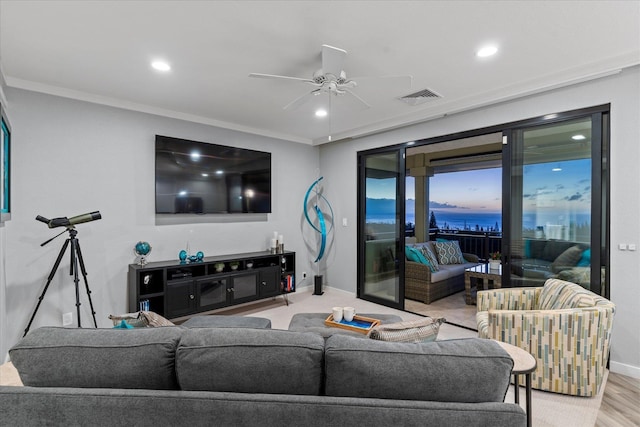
xmin=155 ymin=135 xmax=271 ymax=214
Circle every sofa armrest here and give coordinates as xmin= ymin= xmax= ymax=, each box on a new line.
xmin=405 ymin=261 xmax=432 ymax=280
xmin=463 ymin=253 xmax=480 ymax=263
xmin=477 ymin=287 xmax=541 ymax=312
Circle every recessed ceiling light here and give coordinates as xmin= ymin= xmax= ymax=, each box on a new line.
xmin=215 ymin=170 xmax=224 ymax=175
xmin=190 ymin=151 xmax=201 ymax=161
xmin=572 ymin=134 xmax=586 ymax=140
xmin=552 ymin=167 xmax=562 ymax=172
xmin=201 ymin=173 xmax=209 ymax=177
xmin=151 ymin=60 xmax=171 ymax=72
xmin=476 ymin=45 xmax=498 ymax=58
xmin=315 ymin=109 xmax=328 ymax=118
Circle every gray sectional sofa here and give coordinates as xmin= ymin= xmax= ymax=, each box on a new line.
xmin=1 ymin=325 xmax=526 ymax=426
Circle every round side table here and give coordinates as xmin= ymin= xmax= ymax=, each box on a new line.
xmin=494 ymin=340 xmax=536 ymax=427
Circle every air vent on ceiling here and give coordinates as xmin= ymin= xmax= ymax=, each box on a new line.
xmin=399 ymin=88 xmax=442 ymax=106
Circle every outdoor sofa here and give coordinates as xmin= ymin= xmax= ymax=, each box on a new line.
xmin=405 ymin=240 xmax=479 ymax=304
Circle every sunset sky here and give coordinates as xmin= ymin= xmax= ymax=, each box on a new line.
xmin=368 ymin=158 xmax=591 ymax=216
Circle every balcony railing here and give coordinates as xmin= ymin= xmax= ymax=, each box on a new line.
xmin=428 ymin=229 xmax=502 ymax=262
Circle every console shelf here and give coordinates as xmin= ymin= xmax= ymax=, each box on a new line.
xmin=128 ymin=250 xmax=295 ymax=320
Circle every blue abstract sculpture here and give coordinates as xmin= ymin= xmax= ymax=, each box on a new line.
xmin=303 ymin=177 xmax=334 ymax=262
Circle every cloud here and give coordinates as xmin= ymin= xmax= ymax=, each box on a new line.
xmin=566 ymin=193 xmax=583 ymax=201
xmin=430 ymin=201 xmax=461 ymax=209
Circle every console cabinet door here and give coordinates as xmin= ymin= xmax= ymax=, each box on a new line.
xmin=230 ymin=272 xmax=259 ymax=304
xmin=196 ymin=276 xmax=229 ymax=311
xmin=166 ymin=279 xmax=196 ymax=318
xmin=259 ymin=266 xmax=281 ymax=298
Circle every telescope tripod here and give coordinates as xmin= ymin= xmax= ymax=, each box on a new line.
xmin=24 ymin=227 xmax=97 ymax=337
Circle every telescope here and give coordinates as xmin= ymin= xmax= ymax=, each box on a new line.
xmin=36 ymin=211 xmax=102 ymax=229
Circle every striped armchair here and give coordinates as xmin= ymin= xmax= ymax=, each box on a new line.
xmin=476 ymin=279 xmax=615 ymax=396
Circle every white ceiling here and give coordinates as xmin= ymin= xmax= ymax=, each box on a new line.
xmin=1 ymin=1 xmax=639 ymax=145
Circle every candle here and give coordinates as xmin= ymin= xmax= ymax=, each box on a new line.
xmin=270 ymin=238 xmax=277 ymax=248
xmin=278 ymin=235 xmax=283 ymax=244
xmin=273 ymin=231 xmax=278 ymax=239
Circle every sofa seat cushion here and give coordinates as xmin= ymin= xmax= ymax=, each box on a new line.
xmin=428 ymin=262 xmax=478 ymax=283
xmin=324 ymin=336 xmax=512 ymax=403
xmin=176 ymin=328 xmax=324 ymax=395
xmin=9 ymin=327 xmax=182 ymax=390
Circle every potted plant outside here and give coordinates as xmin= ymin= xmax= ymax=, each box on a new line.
xmin=214 ymin=262 xmax=225 ymax=272
xmin=230 ymin=261 xmax=240 ymax=271
xmin=489 ymin=252 xmax=501 ymax=269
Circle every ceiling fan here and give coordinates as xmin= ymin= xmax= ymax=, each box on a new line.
xmin=249 ymin=44 xmax=409 ymax=111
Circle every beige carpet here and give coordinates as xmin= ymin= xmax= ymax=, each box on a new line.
xmin=405 ymin=290 xmax=478 ymax=330
xmin=0 ymin=286 xmax=607 ymax=426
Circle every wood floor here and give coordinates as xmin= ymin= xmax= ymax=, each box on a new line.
xmin=406 ymin=293 xmax=640 ymax=426
xmin=596 ymin=371 xmax=640 ymax=427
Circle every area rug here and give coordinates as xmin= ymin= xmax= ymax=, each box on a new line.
xmin=504 ymin=370 xmax=608 ymax=427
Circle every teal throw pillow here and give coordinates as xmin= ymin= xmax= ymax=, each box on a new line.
xmin=114 ymin=319 xmax=133 ymax=329
xmin=405 ymin=246 xmax=431 ymax=268
xmin=577 ymin=248 xmax=591 ymax=267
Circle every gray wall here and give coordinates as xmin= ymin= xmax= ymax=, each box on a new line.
xmin=1 ymin=88 xmax=319 ymax=358
xmin=319 ymin=66 xmax=640 ymax=378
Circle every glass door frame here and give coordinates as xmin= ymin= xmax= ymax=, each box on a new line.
xmin=357 ymin=145 xmax=406 ymax=310
xmin=355 ymin=104 xmax=610 ymax=310
xmin=501 ymin=105 xmax=610 ymax=297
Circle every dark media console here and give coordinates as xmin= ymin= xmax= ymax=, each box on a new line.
xmin=128 ymin=251 xmax=295 ymax=320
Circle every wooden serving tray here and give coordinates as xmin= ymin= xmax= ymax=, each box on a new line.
xmin=324 ymin=314 xmax=381 ymax=334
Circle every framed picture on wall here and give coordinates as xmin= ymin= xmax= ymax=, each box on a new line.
xmin=0 ymin=103 xmax=10 ymax=223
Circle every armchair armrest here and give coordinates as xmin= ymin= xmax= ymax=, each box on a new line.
xmin=477 ymin=287 xmax=541 ymax=312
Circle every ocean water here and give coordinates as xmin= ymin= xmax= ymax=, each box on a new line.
xmin=367 ymin=210 xmax=590 ymax=231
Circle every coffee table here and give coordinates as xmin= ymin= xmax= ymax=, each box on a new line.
xmin=464 ymin=263 xmax=502 ymax=304
xmin=288 ymin=312 xmax=402 ymax=338
xmin=494 ymin=340 xmax=536 ymax=427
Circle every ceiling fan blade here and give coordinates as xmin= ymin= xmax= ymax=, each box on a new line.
xmin=249 ymin=73 xmax=316 ymax=84
xmin=351 ymin=75 xmax=414 ymax=89
xmin=344 ymin=88 xmax=371 ymax=109
xmin=321 ymin=44 xmax=347 ymax=77
xmin=283 ymin=90 xmax=320 ymax=110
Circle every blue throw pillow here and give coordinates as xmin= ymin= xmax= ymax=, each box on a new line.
xmin=405 ymin=246 xmax=431 ymax=268
xmin=114 ymin=319 xmax=133 ymax=329
xmin=577 ymin=248 xmax=591 ymax=267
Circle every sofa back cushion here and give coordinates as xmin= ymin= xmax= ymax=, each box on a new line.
xmin=9 ymin=327 xmax=181 ymax=389
xmin=324 ymin=336 xmax=512 ymax=403
xmin=176 ymin=328 xmax=325 ymax=395
xmin=538 ymin=279 xmax=598 ymax=310
xmin=550 ymin=245 xmax=584 ymax=273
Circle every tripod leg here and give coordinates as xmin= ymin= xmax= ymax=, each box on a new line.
xmin=69 ymin=236 xmax=82 ymax=328
xmin=74 ymin=239 xmax=98 ymax=328
xmin=24 ymin=239 xmax=71 ymax=337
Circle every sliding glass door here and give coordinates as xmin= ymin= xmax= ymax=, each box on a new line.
xmin=504 ymin=108 xmax=608 ymax=296
xmin=357 ymin=148 xmax=404 ymax=309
